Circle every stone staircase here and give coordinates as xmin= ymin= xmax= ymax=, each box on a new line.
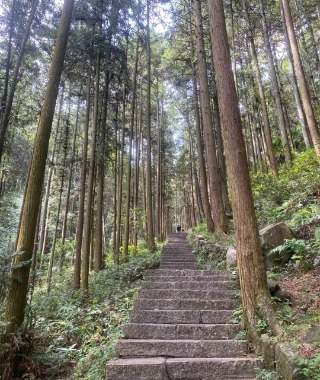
xmin=106 ymin=233 xmax=256 ymax=379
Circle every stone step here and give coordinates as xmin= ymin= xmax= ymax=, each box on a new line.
xmin=141 ymin=281 xmax=238 ymax=290
xmin=116 ymin=339 xmax=248 ymax=358
xmin=145 ymin=269 xmax=232 ymax=277
xmin=160 ymin=259 xmax=195 ymax=262
xmin=130 ymin=309 xmax=235 ymax=324
xmin=106 ymin=357 xmax=256 ymax=380
xmin=133 ymin=298 xmax=240 ymax=310
xmin=160 ymin=265 xmax=197 ymax=269
xmin=138 ymin=288 xmax=239 ymax=299
xmin=160 ymin=256 xmax=195 ymax=259
xmin=144 ymin=274 xmax=232 ymax=282
xmin=123 ymin=323 xmax=241 ymax=340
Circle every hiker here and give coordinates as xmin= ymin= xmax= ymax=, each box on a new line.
xmin=176 ymin=224 xmax=181 ymax=232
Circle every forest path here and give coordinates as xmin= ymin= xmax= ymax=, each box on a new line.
xmin=106 ymin=233 xmax=257 ymax=379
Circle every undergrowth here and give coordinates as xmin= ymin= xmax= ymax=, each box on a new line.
xmin=18 ymin=250 xmax=161 ymax=379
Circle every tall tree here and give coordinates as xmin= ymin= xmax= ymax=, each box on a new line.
xmin=4 ymin=0 xmax=75 ymax=335
xmin=206 ymin=0 xmax=283 ymax=339
xmin=281 ymin=0 xmax=320 ymax=158
xmin=0 ymin=0 xmax=40 ymax=164
xmin=259 ymin=0 xmax=292 ymax=165
xmin=193 ymin=0 xmax=227 ymax=233
xmin=145 ymin=0 xmax=156 ymax=252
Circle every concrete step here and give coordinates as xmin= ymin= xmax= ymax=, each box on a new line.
xmin=134 ymin=298 xmax=240 ymax=310
xmin=138 ymin=288 xmax=239 ymax=299
xmin=130 ymin=309 xmax=235 ymax=324
xmin=123 ymin=323 xmax=241 ymax=340
xmin=116 ymin=339 xmax=248 ymax=358
xmin=144 ymin=269 xmax=232 ymax=277
xmin=144 ymin=274 xmax=232 ymax=282
xmin=141 ymin=281 xmax=238 ymax=291
xmin=106 ymin=357 xmax=256 ymax=380
xmin=160 ymin=265 xmax=197 ymax=269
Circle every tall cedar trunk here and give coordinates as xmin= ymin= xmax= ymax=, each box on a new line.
xmin=186 ymin=109 xmax=197 ymax=226
xmin=280 ymin=1 xmax=311 ymax=148
xmin=0 ymin=0 xmax=40 ymax=164
xmin=259 ymin=0 xmax=292 ymax=165
xmin=4 ymin=0 xmax=74 ymax=334
xmin=190 ymin=24 xmax=214 ymax=232
xmin=81 ymin=49 xmax=100 ymax=291
xmin=242 ymin=0 xmax=278 ymax=176
xmin=207 ymin=0 xmax=283 ymax=338
xmin=94 ymin=74 xmax=109 ymax=272
xmin=145 ymin=0 xmax=155 ymax=252
xmin=194 ymin=0 xmax=227 ymax=233
xmin=209 ymin=63 xmax=232 ymax=214
xmin=0 ymin=0 xmax=16 ymax=119
xmin=38 ymin=95 xmax=63 ymax=267
xmin=74 ymin=73 xmax=91 ymax=288
xmin=47 ymin=104 xmax=70 ymax=291
xmin=124 ymin=29 xmax=139 ymax=259
xmin=281 ymin=0 xmax=320 ymax=158
xmin=156 ymin=89 xmax=164 ymax=239
xmin=133 ymin=88 xmax=142 ymax=246
xmin=115 ymin=85 xmax=126 ymax=263
xmin=60 ymin=94 xmax=81 ymax=270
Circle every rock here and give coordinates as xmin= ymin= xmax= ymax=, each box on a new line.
xmin=226 ymin=247 xmax=237 ymax=269
xmin=303 ymin=326 xmax=320 ymax=343
xmin=313 ymin=255 xmax=320 ymax=268
xmin=267 ymin=279 xmax=280 ymax=295
xmin=259 ymin=222 xmax=293 ymax=265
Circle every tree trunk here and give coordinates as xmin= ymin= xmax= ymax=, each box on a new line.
xmin=207 ymin=0 xmax=283 ymax=339
xmin=281 ymin=0 xmax=320 ymax=158
xmin=81 ymin=48 xmax=100 ymax=291
xmin=124 ymin=28 xmax=139 ymax=259
xmin=190 ymin=23 xmax=214 ymax=232
xmin=0 ymin=0 xmax=16 ymax=120
xmin=242 ymin=0 xmax=278 ymax=176
xmin=0 ymin=0 xmax=40 ymax=164
xmin=280 ymin=0 xmax=311 ymax=148
xmin=259 ymin=0 xmax=292 ymax=165
xmin=194 ymin=0 xmax=227 ymax=234
xmin=74 ymin=73 xmax=91 ymax=288
xmin=115 ymin=85 xmax=126 ymax=264
xmin=60 ymin=92 xmax=81 ymax=270
xmin=145 ymin=0 xmax=156 ymax=252
xmin=4 ymin=0 xmax=75 ymax=335
xmin=94 ymin=73 xmax=109 ymax=272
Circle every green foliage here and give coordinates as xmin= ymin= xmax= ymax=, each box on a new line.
xmin=269 ymin=239 xmax=308 ymax=261
xmin=251 ymin=150 xmax=320 ymax=228
xmin=26 ymin=249 xmax=161 ymax=379
xmin=231 ymin=306 xmax=243 ymax=324
xmin=255 ymin=368 xmax=278 ymax=379
xmin=0 ymin=191 xmax=23 ymax=313
xmin=293 ymin=353 xmax=320 ymax=380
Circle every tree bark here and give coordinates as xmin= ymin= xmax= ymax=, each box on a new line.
xmin=4 ymin=0 xmax=75 ymax=334
xmin=242 ymin=0 xmax=278 ymax=176
xmin=259 ymin=0 xmax=292 ymax=165
xmin=145 ymin=0 xmax=156 ymax=252
xmin=0 ymin=0 xmax=40 ymax=164
xmin=207 ymin=0 xmax=283 ymax=338
xmin=189 ymin=24 xmax=214 ymax=232
xmin=281 ymin=0 xmax=320 ymax=158
xmin=74 ymin=73 xmax=91 ymax=288
xmin=81 ymin=48 xmax=100 ymax=291
xmin=124 ymin=27 xmax=140 ymax=259
xmin=194 ymin=0 xmax=227 ymax=234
